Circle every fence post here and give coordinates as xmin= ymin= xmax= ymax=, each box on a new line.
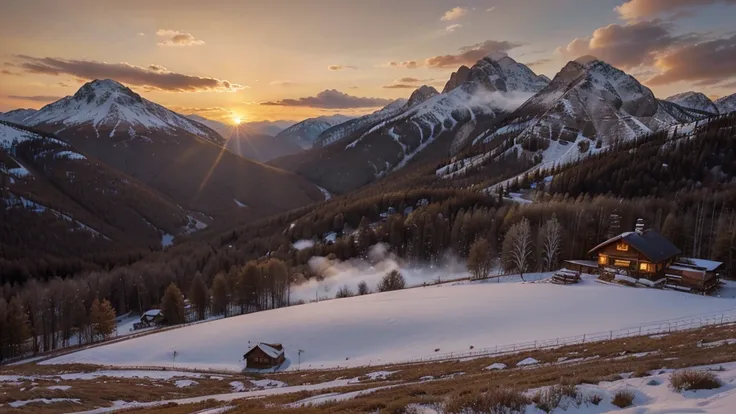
xmin=582 ymin=334 xmax=585 ymax=343
xmin=609 ymin=331 xmax=612 ymax=340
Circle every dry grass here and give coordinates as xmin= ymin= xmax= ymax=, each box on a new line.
xmin=611 ymin=390 xmax=635 ymax=408
xmin=5 ymin=323 xmax=736 ymax=413
xmin=444 ymin=388 xmax=529 ymax=414
xmin=669 ymin=369 xmax=722 ymax=392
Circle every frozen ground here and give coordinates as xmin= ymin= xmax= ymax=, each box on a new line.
xmin=42 ymin=275 xmax=736 ymax=372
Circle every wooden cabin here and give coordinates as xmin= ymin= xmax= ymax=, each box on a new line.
xmin=588 ymin=229 xmax=681 ymax=283
xmin=588 ymin=225 xmax=721 ymax=293
xmin=244 ymin=343 xmax=285 ymax=369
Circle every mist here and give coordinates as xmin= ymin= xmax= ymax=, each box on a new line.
xmin=289 ymin=244 xmax=470 ymax=303
xmin=467 ymin=90 xmax=535 ymax=112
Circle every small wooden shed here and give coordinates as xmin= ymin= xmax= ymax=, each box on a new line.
xmin=244 ymin=343 xmax=285 ymax=369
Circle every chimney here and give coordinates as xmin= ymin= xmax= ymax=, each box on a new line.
xmin=635 ymin=218 xmax=645 ymax=234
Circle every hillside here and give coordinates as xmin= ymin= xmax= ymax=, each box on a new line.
xmin=717 ymin=93 xmax=736 ymax=114
xmin=271 ymin=53 xmax=550 ymax=194
xmin=43 ymin=275 xmax=735 ymax=371
xmin=0 ymin=121 xmax=196 ymax=283
xmin=20 ymin=80 xmax=324 ymax=224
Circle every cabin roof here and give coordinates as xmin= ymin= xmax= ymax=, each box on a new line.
xmin=588 ymin=230 xmax=681 ymax=263
xmin=679 ymin=257 xmax=723 ymax=271
xmin=245 ymin=343 xmax=284 ymax=359
xmin=143 ymin=309 xmax=162 ymax=317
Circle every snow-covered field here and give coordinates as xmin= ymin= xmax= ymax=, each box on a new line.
xmin=41 ymin=276 xmax=736 ymax=372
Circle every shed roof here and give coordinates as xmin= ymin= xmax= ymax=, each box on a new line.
xmin=588 ymin=230 xmax=681 ymax=263
xmin=679 ymin=257 xmax=723 ymax=271
xmin=245 ymin=343 xmax=284 ymax=359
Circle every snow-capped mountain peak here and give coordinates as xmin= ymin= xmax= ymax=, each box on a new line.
xmin=22 ymin=79 xmax=223 ymax=144
xmin=715 ymin=93 xmax=736 ymax=115
xmin=487 ymin=51 xmax=509 ymax=61
xmin=574 ymin=55 xmax=600 ymax=67
xmin=666 ymin=92 xmax=718 ymax=114
xmin=407 ymin=86 xmax=439 ymax=107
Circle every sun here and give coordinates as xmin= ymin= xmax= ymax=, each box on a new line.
xmin=232 ymin=116 xmax=242 ymax=125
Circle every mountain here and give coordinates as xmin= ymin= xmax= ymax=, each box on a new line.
xmin=666 ymin=92 xmax=719 ymax=115
xmin=22 ymin=80 xmax=324 ymax=225
xmin=271 ymin=53 xmax=550 ymax=194
xmin=0 ymin=108 xmax=38 ymax=124
xmin=313 ymin=99 xmax=410 ymax=148
xmin=447 ymin=56 xmax=713 ymax=194
xmin=275 ymin=114 xmax=353 ymax=149
xmin=23 ymin=80 xmax=224 ymax=144
xmin=241 ymin=120 xmax=296 ymax=136
xmin=716 ymin=93 xmax=736 ymax=115
xmin=186 ymin=115 xmax=303 ymax=162
xmin=0 ymin=121 xmax=204 ymax=276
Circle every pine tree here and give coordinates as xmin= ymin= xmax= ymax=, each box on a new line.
xmin=357 ymin=281 xmax=370 ymax=295
xmin=161 ymin=283 xmax=186 ymax=325
xmin=467 ymin=238 xmax=494 ymax=280
xmin=90 ymin=298 xmax=116 ymax=342
xmin=211 ymin=273 xmax=230 ymax=316
xmin=188 ymin=272 xmax=209 ymax=321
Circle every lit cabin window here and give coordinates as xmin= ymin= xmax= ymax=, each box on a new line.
xmin=598 ymin=255 xmax=607 ymax=265
xmin=616 ymin=242 xmax=629 ymax=251
xmin=614 ymin=259 xmax=630 ymax=267
xmin=639 ymin=262 xmax=650 ymax=272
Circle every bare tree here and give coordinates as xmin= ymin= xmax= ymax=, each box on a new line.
xmin=540 ymin=214 xmax=562 ymax=271
xmin=503 ymin=217 xmax=533 ymax=281
xmin=468 ymin=238 xmax=494 ymax=280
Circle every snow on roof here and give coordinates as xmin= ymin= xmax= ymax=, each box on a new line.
xmin=143 ymin=309 xmax=162 ymax=317
xmin=246 ymin=343 xmax=284 ymax=359
xmin=680 ymin=258 xmax=722 ymax=271
xmin=668 ymin=265 xmax=705 ymax=274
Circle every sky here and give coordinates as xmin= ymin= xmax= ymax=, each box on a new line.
xmin=1 ymin=0 xmax=735 ymax=124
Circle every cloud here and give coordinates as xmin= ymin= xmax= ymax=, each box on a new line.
xmin=486 ymin=6 xmax=496 ymax=12
xmin=1 ymin=69 xmax=21 ymax=76
xmin=261 ymin=89 xmax=393 ymax=108
xmin=382 ymin=84 xmax=416 ymax=89
xmin=137 ymin=32 xmax=146 ymax=37
xmin=388 ymin=60 xmax=421 ymax=69
xmin=425 ymin=40 xmax=522 ymax=68
xmin=11 ymin=55 xmax=245 ymax=92
xmin=557 ymin=20 xmax=697 ymax=69
xmin=615 ymin=0 xmax=736 ymax=21
xmin=7 ymin=95 xmax=61 ymax=102
xmin=524 ymin=58 xmax=552 ymax=67
xmin=327 ymin=65 xmax=358 ymax=71
xmin=648 ymin=34 xmax=736 ymax=85
xmin=156 ymin=29 xmax=205 ymax=47
xmin=270 ymin=80 xmax=297 ymax=86
xmin=445 ymin=24 xmax=462 ymax=33
xmin=441 ymin=6 xmax=468 ymax=21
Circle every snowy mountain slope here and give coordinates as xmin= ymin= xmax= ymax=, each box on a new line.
xmin=666 ymin=91 xmax=719 ymax=115
xmin=0 ymin=108 xmax=38 ymax=124
xmin=24 ymin=79 xmax=224 ymax=145
xmin=22 ymin=80 xmax=324 ymax=223
xmin=186 ymin=115 xmax=303 ymax=162
xmin=313 ymin=99 xmax=409 ymax=148
xmin=275 ymin=114 xmax=353 ymax=149
xmin=43 ymin=276 xmax=735 ymax=371
xmin=272 ymin=54 xmax=549 ymax=194
xmin=0 ymin=121 xmax=195 ymax=255
xmin=716 ymin=93 xmax=736 ymax=114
